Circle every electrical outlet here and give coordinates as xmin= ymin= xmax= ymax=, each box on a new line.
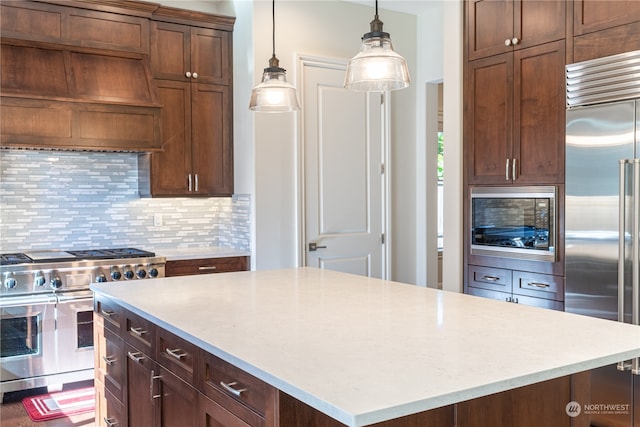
xmin=153 ymin=213 xmax=163 ymax=226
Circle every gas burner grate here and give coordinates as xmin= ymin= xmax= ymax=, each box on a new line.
xmin=68 ymin=248 xmax=156 ymax=260
xmin=0 ymin=253 xmax=33 ymax=265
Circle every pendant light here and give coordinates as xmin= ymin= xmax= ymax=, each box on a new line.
xmin=249 ymin=0 xmax=300 ymax=112
xmin=344 ymin=0 xmax=410 ymax=92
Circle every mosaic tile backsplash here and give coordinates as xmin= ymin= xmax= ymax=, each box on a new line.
xmin=0 ymin=150 xmax=251 ymax=253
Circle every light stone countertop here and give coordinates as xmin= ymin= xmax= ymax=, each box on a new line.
xmin=90 ymin=267 xmax=640 ymax=427
xmin=153 ymin=246 xmax=250 ymax=261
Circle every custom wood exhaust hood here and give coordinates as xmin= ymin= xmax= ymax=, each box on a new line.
xmin=0 ymin=1 xmax=162 ymax=152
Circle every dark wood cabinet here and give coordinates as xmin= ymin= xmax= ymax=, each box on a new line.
xmin=466 ymin=0 xmax=566 ymax=61
xmin=165 ymin=256 xmax=249 ymax=277
xmin=467 ymin=265 xmax=564 ymax=311
xmin=466 ymin=40 xmax=565 ymax=185
xmin=140 ymin=17 xmax=234 ymax=197
xmin=572 ymin=0 xmax=640 ymax=62
xmin=457 ymin=375 xmax=571 ymax=427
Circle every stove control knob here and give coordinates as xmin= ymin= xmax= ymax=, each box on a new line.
xmin=4 ymin=273 xmax=17 ymax=289
xmin=124 ymin=267 xmax=135 ymax=280
xmin=34 ymin=272 xmax=46 ymax=287
xmin=148 ymin=268 xmax=159 ymax=278
xmin=111 ymin=267 xmax=122 ymax=280
xmin=96 ymin=272 xmax=108 ymax=283
xmin=136 ymin=267 xmax=147 ymax=279
xmin=50 ymin=275 xmax=62 ymax=289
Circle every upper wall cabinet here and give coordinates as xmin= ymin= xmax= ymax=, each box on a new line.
xmin=465 ymin=41 xmax=565 ymax=185
xmin=139 ymin=10 xmax=235 ymax=197
xmin=572 ymin=0 xmax=640 ymax=62
xmin=151 ymin=22 xmax=231 ymax=86
xmin=467 ymin=0 xmax=566 ymax=61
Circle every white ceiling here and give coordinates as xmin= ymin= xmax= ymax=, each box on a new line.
xmin=341 ymin=0 xmax=440 ymax=16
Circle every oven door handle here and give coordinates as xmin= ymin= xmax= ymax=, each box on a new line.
xmin=0 ymin=294 xmax=57 ymax=308
xmin=55 ymin=292 xmax=94 ymax=304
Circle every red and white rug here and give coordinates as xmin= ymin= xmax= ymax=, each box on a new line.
xmin=22 ymin=387 xmax=95 ymax=422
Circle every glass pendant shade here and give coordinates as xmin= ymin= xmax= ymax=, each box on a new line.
xmin=249 ymin=60 xmax=300 ymax=112
xmin=344 ymin=3 xmax=410 ymax=92
xmin=249 ymin=0 xmax=300 ymax=113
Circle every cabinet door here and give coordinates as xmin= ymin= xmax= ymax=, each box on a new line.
xmin=191 ymin=27 xmax=231 ymax=85
xmin=191 ymin=82 xmax=233 ymax=196
xmin=95 ymin=319 xmax=126 ymax=402
xmin=512 ymin=41 xmax=565 ymax=184
xmin=199 ymin=392 xmax=251 ymax=427
xmin=515 ymin=1 xmax=566 ymax=50
xmin=467 ymin=0 xmax=514 ymax=60
xmin=125 ymin=344 xmax=156 ymax=427
xmin=158 ymin=365 xmax=199 ymax=427
xmin=465 ymin=53 xmax=513 ymax=184
xmin=151 ymin=21 xmax=190 ymax=80
xmin=467 ymin=0 xmax=565 ymax=61
xmin=151 ymin=80 xmax=192 ymax=196
xmin=574 ymin=0 xmax=640 ymax=35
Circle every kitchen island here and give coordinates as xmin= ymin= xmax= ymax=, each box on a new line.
xmin=91 ymin=267 xmax=640 ymax=426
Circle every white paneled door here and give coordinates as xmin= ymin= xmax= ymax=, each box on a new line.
xmin=301 ymin=58 xmax=386 ymax=278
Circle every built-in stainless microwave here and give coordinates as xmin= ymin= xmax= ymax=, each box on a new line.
xmin=470 ymin=186 xmax=556 ymax=262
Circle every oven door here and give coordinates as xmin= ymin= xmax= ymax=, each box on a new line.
xmin=55 ymin=291 xmax=95 ymax=375
xmin=0 ymin=294 xmax=57 ymax=384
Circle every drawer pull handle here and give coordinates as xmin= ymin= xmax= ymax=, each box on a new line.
xmin=127 ymin=351 xmax=145 ymax=363
xmin=482 ymin=275 xmax=500 ymax=282
xmin=528 ymin=282 xmax=550 ymax=288
xmin=130 ymin=327 xmax=147 ymax=337
xmin=104 ymin=417 xmax=119 ymax=427
xmin=165 ymin=348 xmax=187 ymax=360
xmin=198 ymin=266 xmax=218 ymax=271
xmin=102 ymin=355 xmax=117 ymax=366
xmin=220 ymin=381 xmax=247 ymax=397
xmin=101 ymin=309 xmax=115 ymax=317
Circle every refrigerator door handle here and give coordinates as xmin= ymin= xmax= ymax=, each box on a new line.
xmin=618 ymin=159 xmax=627 ymax=372
xmin=632 ymin=159 xmax=640 ymax=375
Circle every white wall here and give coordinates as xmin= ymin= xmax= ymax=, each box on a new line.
xmin=179 ymin=0 xmax=464 ymax=288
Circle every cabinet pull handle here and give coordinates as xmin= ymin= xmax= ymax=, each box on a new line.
xmin=220 ymin=381 xmax=248 ymax=397
xmin=504 ymin=38 xmax=512 ymax=46
xmin=482 ymin=275 xmax=500 ymax=282
xmin=101 ymin=309 xmax=114 ymax=318
xmin=192 ymin=72 xmax=198 ymax=79
xmin=505 ymin=158 xmax=510 ymax=180
xmin=127 ymin=351 xmax=145 ymax=363
xmin=104 ymin=417 xmax=119 ymax=427
xmin=188 ymin=174 xmax=193 ymax=192
xmin=150 ymin=369 xmax=162 ymax=399
xmin=185 ymin=71 xmax=192 ymax=78
xmin=129 ymin=327 xmax=147 ymax=337
xmin=198 ymin=266 xmax=217 ymax=271
xmin=195 ymin=173 xmax=199 ymax=192
xmin=512 ymin=158 xmax=517 ymax=180
xmin=528 ymin=282 xmax=550 ymax=288
xmin=512 ymin=297 xmax=519 ymax=304
xmin=102 ymin=355 xmax=117 ymax=366
xmin=165 ymin=348 xmax=187 ymax=360
xmin=511 ymin=37 xmax=520 ymax=45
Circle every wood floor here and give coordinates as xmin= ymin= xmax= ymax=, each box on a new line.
xmin=0 ymin=382 xmax=95 ymax=427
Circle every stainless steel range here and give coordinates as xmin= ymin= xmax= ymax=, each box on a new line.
xmin=0 ymin=248 xmax=165 ymax=401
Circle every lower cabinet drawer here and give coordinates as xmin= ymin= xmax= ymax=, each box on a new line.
xmin=157 ymin=328 xmax=197 ymax=385
xmin=468 ymin=265 xmax=512 ymax=293
xmin=95 ymin=380 xmax=127 ymax=427
xmin=199 ymin=351 xmax=276 ymax=420
xmin=512 ymin=271 xmax=564 ymax=301
xmin=165 ymin=256 xmax=249 ymax=277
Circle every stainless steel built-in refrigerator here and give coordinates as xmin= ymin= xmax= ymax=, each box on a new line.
xmin=566 ymin=50 xmax=640 ymax=426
